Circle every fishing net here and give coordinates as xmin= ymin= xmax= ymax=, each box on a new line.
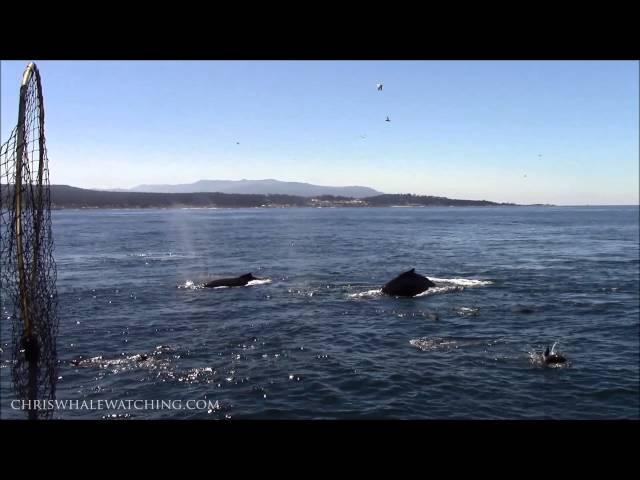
xmin=0 ymin=62 xmax=58 ymax=419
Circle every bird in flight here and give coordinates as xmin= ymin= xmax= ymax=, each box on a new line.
xmin=385 ymin=116 xmax=391 ymax=122
xmin=377 ymin=83 xmax=383 ymax=91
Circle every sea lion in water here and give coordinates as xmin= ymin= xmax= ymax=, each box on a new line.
xmin=542 ymin=346 xmax=566 ymax=364
xmin=382 ymin=269 xmax=436 ymax=297
xmin=204 ymin=273 xmax=260 ymax=288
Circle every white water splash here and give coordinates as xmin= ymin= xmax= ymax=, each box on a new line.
xmin=528 ymin=345 xmax=569 ymax=368
xmin=411 ymin=336 xmax=503 ymax=352
xmin=428 ymin=277 xmax=494 ymax=287
xmin=246 ymin=278 xmax=272 ymax=286
xmin=455 ymin=306 xmax=480 ymax=316
xmin=415 ymin=285 xmax=462 ymax=296
xmin=179 ymin=207 xmax=220 ymax=210
xmin=348 ymin=289 xmax=382 ymax=299
xmin=178 ymin=280 xmax=205 ymax=290
xmin=409 ymin=337 xmax=458 ymax=351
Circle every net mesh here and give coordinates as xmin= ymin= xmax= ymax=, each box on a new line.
xmin=0 ymin=63 xmax=58 ymax=419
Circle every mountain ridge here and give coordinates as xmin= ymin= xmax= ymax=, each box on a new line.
xmin=117 ymin=179 xmax=382 ymax=198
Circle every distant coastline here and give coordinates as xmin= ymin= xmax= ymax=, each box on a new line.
xmin=38 ymin=185 xmax=525 ymax=209
xmin=3 ymin=184 xmax=557 ymax=209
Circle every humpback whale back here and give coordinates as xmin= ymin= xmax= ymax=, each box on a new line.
xmin=204 ymin=273 xmax=258 ymax=288
xmin=382 ymin=269 xmax=436 ymax=297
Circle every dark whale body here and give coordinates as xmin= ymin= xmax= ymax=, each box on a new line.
xmin=204 ymin=273 xmax=259 ymax=288
xmin=382 ymin=269 xmax=436 ymax=297
xmin=543 ymin=347 xmax=566 ymax=365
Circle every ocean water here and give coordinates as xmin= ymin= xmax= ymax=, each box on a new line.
xmin=1 ymin=206 xmax=638 ymax=419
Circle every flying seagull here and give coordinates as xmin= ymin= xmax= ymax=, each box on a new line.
xmin=377 ymin=83 xmax=383 ymax=91
xmin=385 ymin=116 xmax=391 ymax=122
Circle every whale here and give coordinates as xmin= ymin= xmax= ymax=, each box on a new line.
xmin=542 ymin=346 xmax=566 ymax=364
xmin=381 ymin=268 xmax=436 ymax=297
xmin=204 ymin=273 xmax=260 ymax=288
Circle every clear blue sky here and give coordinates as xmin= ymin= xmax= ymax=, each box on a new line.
xmin=1 ymin=60 xmax=638 ymax=205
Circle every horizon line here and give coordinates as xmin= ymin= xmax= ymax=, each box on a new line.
xmin=48 ymin=183 xmax=639 ymax=207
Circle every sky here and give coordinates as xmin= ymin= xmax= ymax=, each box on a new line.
xmin=1 ymin=60 xmax=638 ymax=205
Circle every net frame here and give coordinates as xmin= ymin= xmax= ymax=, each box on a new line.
xmin=1 ymin=62 xmax=59 ymax=419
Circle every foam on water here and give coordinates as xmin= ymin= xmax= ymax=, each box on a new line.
xmin=415 ymin=277 xmax=493 ymax=296
xmin=348 ymin=289 xmax=383 ymax=299
xmin=428 ymin=277 xmax=494 ymax=287
xmin=409 ymin=337 xmax=459 ymax=351
xmin=454 ymin=306 xmax=481 ymax=316
xmin=178 ymin=280 xmax=204 ymax=290
xmin=415 ymin=285 xmax=462 ymax=296
xmin=247 ymin=279 xmax=272 ymax=286
xmin=410 ymin=336 xmax=505 ymax=352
